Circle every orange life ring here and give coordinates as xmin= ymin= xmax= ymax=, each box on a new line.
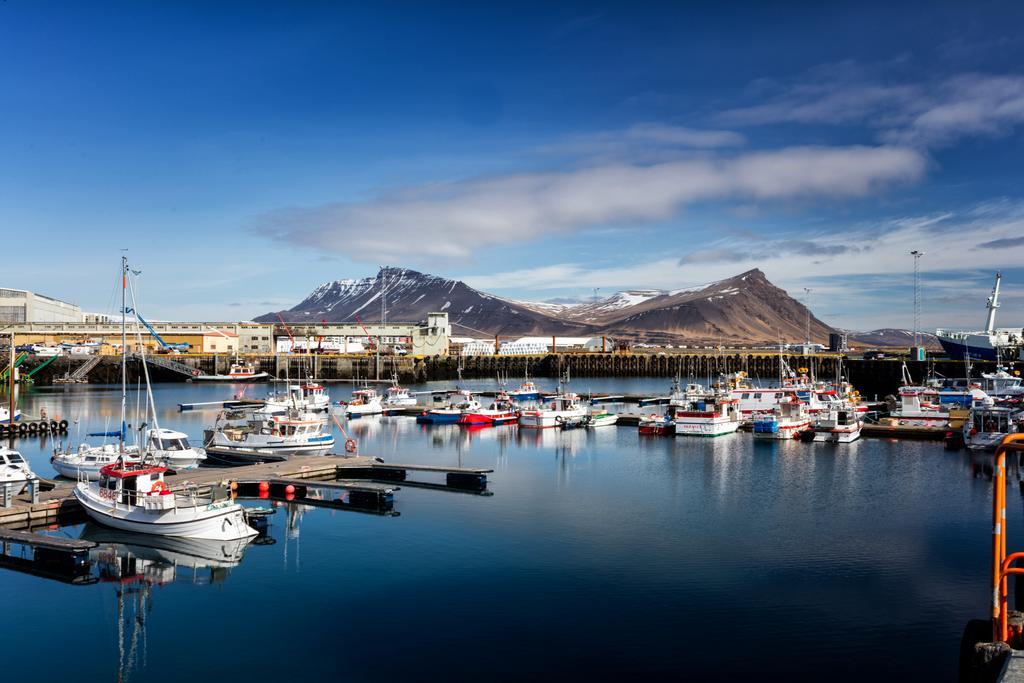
xmin=345 ymin=438 xmax=357 ymax=453
xmin=150 ymin=481 xmax=169 ymax=494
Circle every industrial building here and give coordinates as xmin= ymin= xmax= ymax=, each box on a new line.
xmin=0 ymin=288 xmax=82 ymax=323
xmin=6 ymin=312 xmax=452 ymax=356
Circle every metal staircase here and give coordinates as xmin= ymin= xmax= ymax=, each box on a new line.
xmin=67 ymin=355 xmax=102 ymax=381
xmin=133 ymin=353 xmax=202 ymax=378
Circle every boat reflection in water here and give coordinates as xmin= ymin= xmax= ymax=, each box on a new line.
xmin=80 ymin=524 xmax=257 ymax=682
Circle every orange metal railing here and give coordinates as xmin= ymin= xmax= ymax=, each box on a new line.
xmin=990 ymin=433 xmax=1024 ymax=643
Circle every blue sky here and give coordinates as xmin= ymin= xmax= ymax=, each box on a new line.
xmin=3 ymin=1 xmax=1024 ymax=331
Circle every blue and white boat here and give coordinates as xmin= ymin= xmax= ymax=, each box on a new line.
xmin=507 ymin=380 xmax=541 ymax=402
xmin=937 ymin=273 xmax=1023 ymax=361
xmin=416 ymin=391 xmax=481 ymax=424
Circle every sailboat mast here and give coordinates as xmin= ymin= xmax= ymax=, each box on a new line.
xmin=120 ymin=255 xmax=127 ymax=454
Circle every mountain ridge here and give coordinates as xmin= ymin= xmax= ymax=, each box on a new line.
xmin=256 ymin=266 xmax=835 ymax=343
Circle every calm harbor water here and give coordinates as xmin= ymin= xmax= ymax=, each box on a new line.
xmin=1 ymin=379 xmax=1015 ymax=681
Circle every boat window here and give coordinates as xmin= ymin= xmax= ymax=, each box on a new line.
xmin=753 ymin=393 xmax=762 ymax=399
xmin=7 ymin=451 xmax=24 ymax=463
xmin=741 ymin=393 xmax=750 ymax=399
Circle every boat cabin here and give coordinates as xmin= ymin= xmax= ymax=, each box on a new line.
xmin=98 ymin=463 xmax=174 ymax=510
xmin=1 ymin=447 xmax=34 ymax=477
xmin=350 ymin=388 xmax=379 ymax=404
xmin=228 ymin=362 xmax=259 ymax=378
xmin=149 ymin=428 xmax=192 ymax=451
xmin=971 ymin=407 xmax=1021 ymax=436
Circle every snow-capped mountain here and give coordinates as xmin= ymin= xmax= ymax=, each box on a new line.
xmin=258 ymin=267 xmax=837 ymax=344
xmin=255 ymin=267 xmax=589 ymax=336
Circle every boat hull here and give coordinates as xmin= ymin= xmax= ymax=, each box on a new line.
xmin=519 ymin=409 xmax=587 ymax=429
xmin=192 ymin=372 xmax=271 ymax=382
xmin=674 ymin=420 xmax=742 ymax=437
xmin=417 ymin=411 xmax=462 ymax=424
xmin=752 ymin=420 xmax=811 ymax=440
xmin=937 ymin=335 xmax=999 ymax=361
xmin=74 ymin=485 xmax=256 ymax=540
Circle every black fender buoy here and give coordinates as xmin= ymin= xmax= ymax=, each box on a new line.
xmin=50 ymin=420 xmax=59 ymax=433
xmin=18 ymin=423 xmax=28 ymax=436
xmin=59 ymin=419 xmax=68 ymax=431
xmin=27 ymin=422 xmax=37 ymax=434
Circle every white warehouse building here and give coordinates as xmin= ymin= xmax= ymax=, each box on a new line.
xmin=0 ymin=288 xmax=82 ymax=323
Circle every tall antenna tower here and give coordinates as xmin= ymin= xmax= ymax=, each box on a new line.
xmin=803 ymin=287 xmax=811 ymax=344
xmin=910 ymin=250 xmax=924 ymax=347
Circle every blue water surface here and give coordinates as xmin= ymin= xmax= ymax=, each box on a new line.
xmin=0 ymin=379 xmax=1013 ymax=682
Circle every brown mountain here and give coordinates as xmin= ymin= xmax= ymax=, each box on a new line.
xmin=259 ymin=267 xmax=835 ymax=345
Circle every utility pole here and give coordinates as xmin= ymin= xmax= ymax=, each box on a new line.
xmin=592 ymin=287 xmax=600 ymax=304
xmin=910 ymin=250 xmax=924 ymax=348
xmin=803 ymin=287 xmax=811 ymax=345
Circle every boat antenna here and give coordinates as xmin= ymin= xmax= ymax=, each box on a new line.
xmin=126 ymin=266 xmax=162 ymax=462
xmin=120 ymin=254 xmax=128 ymax=459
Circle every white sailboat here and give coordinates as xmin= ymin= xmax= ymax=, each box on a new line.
xmin=73 ymin=257 xmax=255 ymax=540
xmin=54 ymin=260 xmax=206 ymax=478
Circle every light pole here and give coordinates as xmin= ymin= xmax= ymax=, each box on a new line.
xmin=803 ymin=287 xmax=812 ymax=345
xmin=910 ymin=250 xmax=924 ymax=348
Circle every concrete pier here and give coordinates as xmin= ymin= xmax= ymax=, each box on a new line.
xmin=17 ymin=351 xmax=999 ymax=399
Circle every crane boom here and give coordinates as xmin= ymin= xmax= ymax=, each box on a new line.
xmin=124 ymin=308 xmax=190 ymax=351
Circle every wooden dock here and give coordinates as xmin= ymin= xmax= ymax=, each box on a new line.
xmin=0 ymin=454 xmax=494 ymax=530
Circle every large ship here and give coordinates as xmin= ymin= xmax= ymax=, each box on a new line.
xmin=936 ymin=273 xmax=1023 ymax=361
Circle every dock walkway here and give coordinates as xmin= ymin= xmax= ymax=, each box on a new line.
xmin=0 ymin=454 xmax=495 ymax=530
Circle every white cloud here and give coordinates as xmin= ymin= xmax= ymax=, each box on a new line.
xmin=463 ymin=200 xmax=1024 ymax=329
xmin=719 ymin=66 xmax=1024 ymax=147
xmin=253 ymin=144 xmax=925 ymax=263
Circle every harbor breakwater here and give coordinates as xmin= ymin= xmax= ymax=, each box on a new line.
xmin=17 ymin=353 xmax=1002 ymax=399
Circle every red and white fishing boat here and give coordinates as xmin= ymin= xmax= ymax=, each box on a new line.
xmin=193 ymin=361 xmax=269 ymax=382
xmin=673 ymin=397 xmax=742 ymax=437
xmin=75 ymin=462 xmax=257 ymax=540
xmin=638 ymin=413 xmax=675 ymax=436
xmin=459 ymin=393 xmax=519 ymax=426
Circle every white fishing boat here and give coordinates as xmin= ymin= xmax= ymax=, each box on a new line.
xmin=74 ymin=462 xmax=257 ymax=540
xmin=1 ymin=446 xmax=37 ymax=496
xmin=964 ymin=405 xmax=1024 ymax=451
xmin=810 ymin=408 xmax=862 ymax=443
xmin=0 ymin=406 xmax=21 ymax=424
xmin=889 ymin=387 xmax=952 ymax=427
xmin=673 ymin=397 xmax=742 ymax=437
xmin=584 ymin=410 xmax=618 ymax=428
xmin=751 ymin=399 xmax=811 ymax=440
xmin=980 ymin=368 xmax=1024 ymax=398
xmin=260 ymin=382 xmax=331 ymax=417
xmin=668 ymin=378 xmax=708 ymax=409
xmin=343 ymin=388 xmax=384 ymax=417
xmin=192 ymin=361 xmax=270 ymax=382
xmin=204 ymin=411 xmax=335 ymax=463
xmin=383 ymin=383 xmax=418 ymax=411
xmin=519 ymin=393 xmax=587 ymax=429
